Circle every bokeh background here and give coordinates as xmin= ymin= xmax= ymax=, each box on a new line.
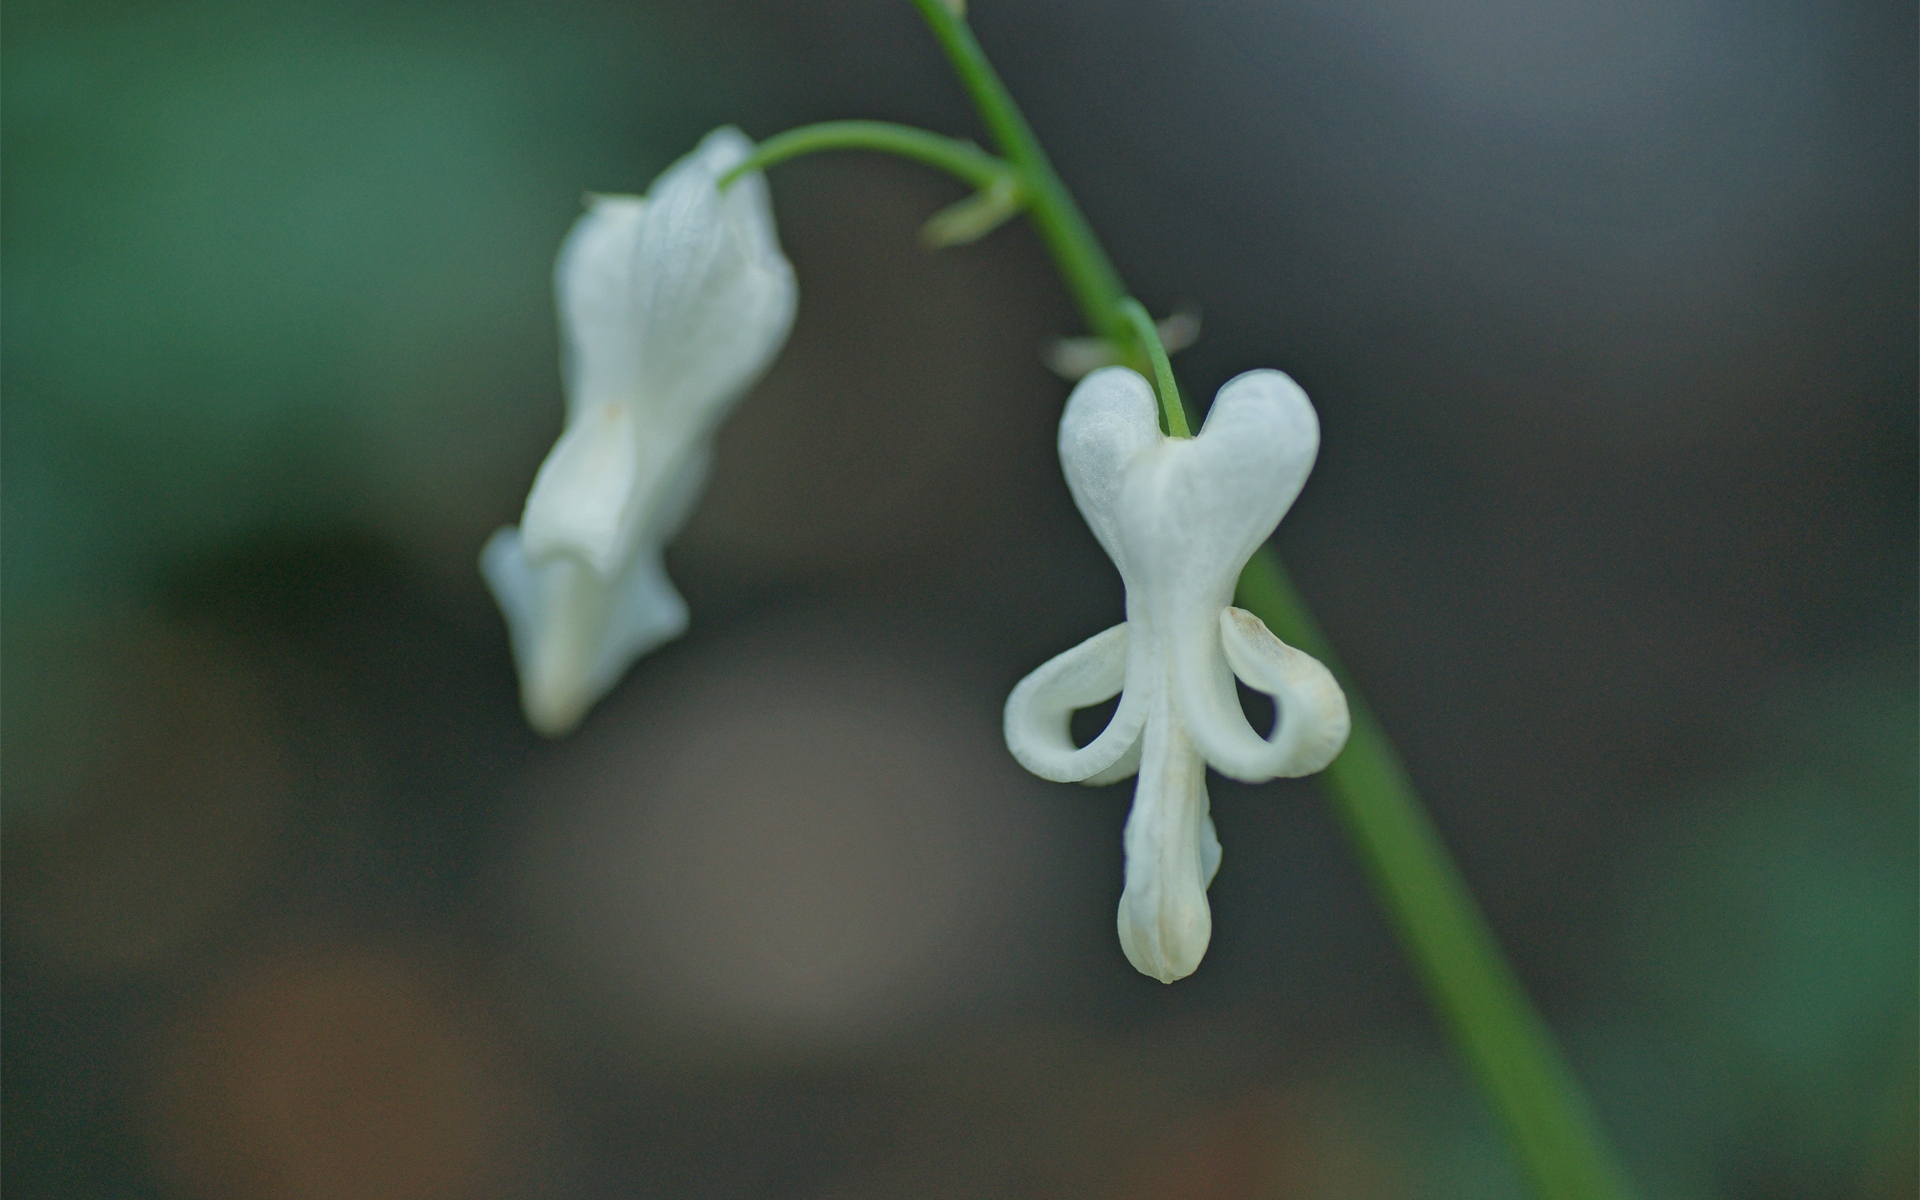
xmin=4 ymin=0 xmax=1914 ymax=1196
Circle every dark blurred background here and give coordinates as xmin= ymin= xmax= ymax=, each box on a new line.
xmin=4 ymin=0 xmax=1914 ymax=1196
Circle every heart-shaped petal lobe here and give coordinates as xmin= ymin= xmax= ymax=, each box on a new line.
xmin=1057 ymin=367 xmax=1162 ymax=579
xmin=1116 ymin=369 xmax=1320 ymax=623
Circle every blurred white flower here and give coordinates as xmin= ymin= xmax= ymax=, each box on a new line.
xmin=1044 ymin=306 xmax=1199 ymax=380
xmin=483 ymin=128 xmax=797 ymax=736
xmin=1004 ymin=367 xmax=1350 ymax=982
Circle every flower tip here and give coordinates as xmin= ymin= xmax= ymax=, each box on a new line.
xmin=1117 ymin=862 xmax=1213 ymax=983
xmin=1118 ymin=909 xmax=1209 ymax=983
xmin=517 ymin=640 xmax=598 ymax=738
xmin=692 ymin=124 xmax=758 ymax=175
xmin=523 ymin=694 xmax=588 ymax=739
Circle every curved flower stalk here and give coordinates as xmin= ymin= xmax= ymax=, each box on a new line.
xmin=482 ymin=128 xmax=797 ymax=736
xmin=1005 ymin=367 xmax=1351 ymax=982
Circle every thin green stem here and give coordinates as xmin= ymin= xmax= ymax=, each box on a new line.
xmin=1119 ymin=298 xmax=1190 ymax=436
xmin=907 ymin=0 xmax=1130 ymax=345
xmin=721 ymin=120 xmax=1015 ymax=193
xmin=903 ymin=5 xmax=1641 ymax=1198
xmin=1235 ymin=549 xmax=1638 ymax=1200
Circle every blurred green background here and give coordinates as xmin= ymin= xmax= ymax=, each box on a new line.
xmin=4 ymin=0 xmax=1914 ymax=1197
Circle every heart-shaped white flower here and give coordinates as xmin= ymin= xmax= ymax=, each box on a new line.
xmin=482 ymin=127 xmax=797 ymax=736
xmin=1005 ymin=366 xmax=1350 ymax=982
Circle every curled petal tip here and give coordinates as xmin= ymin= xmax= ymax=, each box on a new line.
xmin=1213 ymin=607 xmax=1350 ymax=778
xmin=1003 ymin=623 xmax=1144 ymax=783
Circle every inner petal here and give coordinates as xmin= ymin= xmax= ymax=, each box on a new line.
xmin=1116 ymin=706 xmax=1216 ymax=984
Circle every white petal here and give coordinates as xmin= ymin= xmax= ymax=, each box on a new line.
xmin=1082 ymin=731 xmax=1145 ymax=787
xmin=1002 ymin=623 xmax=1148 ymax=783
xmin=480 ymin=527 xmax=689 ymax=737
xmin=519 ymin=400 xmax=640 ymax=577
xmin=595 ymin=547 xmax=692 ymax=686
xmin=1184 ymin=607 xmax=1351 ymax=780
xmin=1116 ymin=705 xmax=1215 ymax=983
xmin=1117 ymin=369 xmax=1320 ymax=623
xmin=1057 ymin=367 xmax=1162 ymax=577
xmin=1200 ymin=808 xmax=1222 ymax=887
xmin=554 ymin=194 xmax=647 ymax=422
xmin=558 ymin=127 xmax=797 ymax=435
xmin=637 ymin=437 xmax=713 ymax=546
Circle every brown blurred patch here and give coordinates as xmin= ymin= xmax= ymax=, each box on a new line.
xmin=3 ymin=613 xmax=290 ymax=974
xmin=1111 ymin=1094 xmax=1276 ymax=1200
xmin=146 ymin=945 xmax=532 ymax=1200
xmin=1112 ymin=1084 xmax=1405 ymax=1200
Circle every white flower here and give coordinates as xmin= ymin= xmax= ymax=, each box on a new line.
xmin=1004 ymin=367 xmax=1350 ymax=982
xmin=482 ymin=127 xmax=797 ymax=736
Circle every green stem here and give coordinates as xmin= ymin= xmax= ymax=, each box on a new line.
xmin=1119 ymin=298 xmax=1191 ymax=436
xmin=907 ymin=0 xmax=1130 ymax=345
xmin=902 ymin=5 xmax=1641 ymax=1198
xmin=722 ymin=120 xmax=1015 ymax=192
xmin=1235 ymin=549 xmax=1638 ymax=1200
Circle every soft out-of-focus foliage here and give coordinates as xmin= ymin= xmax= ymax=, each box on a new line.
xmin=1598 ymin=675 xmax=1918 ymax=1200
xmin=2 ymin=0 xmax=726 ymax=611
xmin=4 ymin=0 xmax=1913 ymax=1197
